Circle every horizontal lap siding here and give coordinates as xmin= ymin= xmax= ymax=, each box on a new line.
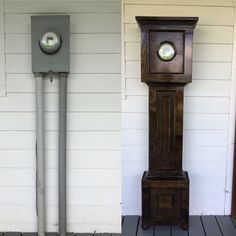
xmin=0 ymin=0 xmax=121 ymax=233
xmin=122 ymin=0 xmax=234 ymax=215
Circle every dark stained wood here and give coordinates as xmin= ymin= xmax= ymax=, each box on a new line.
xmin=232 ymin=122 xmax=236 ymax=218
xmin=188 ymin=216 xmax=205 ymax=236
xmin=136 ymin=16 xmax=198 ymax=84
xmin=201 ymin=216 xmax=222 ymax=236
xmin=122 ymin=216 xmax=139 ymax=236
xmin=149 ymin=32 xmax=184 ymax=74
xmin=148 ymin=85 xmax=184 ymax=175
xmin=216 ymin=216 xmax=236 ymax=236
xmin=136 ymin=16 xmax=198 ymax=230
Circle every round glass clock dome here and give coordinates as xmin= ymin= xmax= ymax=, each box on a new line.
xmin=157 ymin=42 xmax=176 ymax=61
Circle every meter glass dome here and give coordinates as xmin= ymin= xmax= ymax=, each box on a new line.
xmin=39 ymin=31 xmax=61 ymax=55
xmin=157 ymin=42 xmax=176 ymax=61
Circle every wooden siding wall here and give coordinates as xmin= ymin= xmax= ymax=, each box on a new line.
xmin=0 ymin=0 xmax=121 ymax=233
xmin=122 ymin=0 xmax=236 ymax=215
xmin=0 ymin=0 xmax=5 ymax=96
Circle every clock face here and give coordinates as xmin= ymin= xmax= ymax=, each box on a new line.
xmin=39 ymin=31 xmax=61 ymax=55
xmin=157 ymin=42 xmax=176 ymax=61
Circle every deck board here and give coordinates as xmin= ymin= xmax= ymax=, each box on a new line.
xmin=22 ymin=233 xmax=37 ymax=236
xmin=171 ymin=226 xmax=188 ymax=236
xmin=1 ymin=216 xmax=236 ymax=236
xmin=75 ymin=234 xmax=93 ymax=236
xmin=122 ymin=215 xmax=236 ymax=236
xmin=154 ymin=225 xmax=171 ymax=236
xmin=122 ymin=215 xmax=139 ymax=236
xmin=231 ymin=216 xmax=236 ymax=227
xmin=216 ymin=216 xmax=236 ymax=236
xmin=201 ymin=216 xmax=221 ymax=236
xmin=95 ymin=234 xmax=111 ymax=236
xmin=5 ymin=233 xmax=21 ymax=236
xmin=188 ymin=216 xmax=205 ymax=236
xmin=137 ymin=218 xmax=154 ymax=236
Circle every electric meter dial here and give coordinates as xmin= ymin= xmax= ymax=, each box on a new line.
xmin=39 ymin=31 xmax=61 ymax=55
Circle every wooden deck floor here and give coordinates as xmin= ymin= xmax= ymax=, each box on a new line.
xmin=0 ymin=232 xmax=120 ymax=236
xmin=1 ymin=216 xmax=236 ymax=236
xmin=122 ymin=216 xmax=236 ymax=236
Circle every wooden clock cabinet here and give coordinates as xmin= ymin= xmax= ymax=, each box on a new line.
xmin=136 ymin=16 xmax=198 ymax=229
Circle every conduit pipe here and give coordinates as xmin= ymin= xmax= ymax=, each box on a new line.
xmin=31 ymin=15 xmax=70 ymax=236
xmin=35 ymin=72 xmax=46 ymax=236
xmin=58 ymin=73 xmax=68 ymax=236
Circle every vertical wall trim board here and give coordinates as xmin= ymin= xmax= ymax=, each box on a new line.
xmin=0 ymin=0 xmax=6 ymax=96
xmin=225 ymin=4 xmax=236 ymax=215
xmin=121 ymin=0 xmax=126 ymax=99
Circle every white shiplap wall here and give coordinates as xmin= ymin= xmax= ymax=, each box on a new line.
xmin=0 ymin=0 xmax=121 ymax=233
xmin=122 ymin=0 xmax=236 ymax=215
xmin=0 ymin=0 xmax=5 ymax=96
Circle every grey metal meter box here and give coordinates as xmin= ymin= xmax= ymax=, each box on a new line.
xmin=31 ymin=15 xmax=70 ymax=73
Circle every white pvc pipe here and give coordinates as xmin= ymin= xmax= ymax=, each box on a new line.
xmin=35 ymin=73 xmax=45 ymax=236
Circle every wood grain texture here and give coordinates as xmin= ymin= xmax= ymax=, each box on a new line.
xmin=125 ymin=42 xmax=233 ymax=62
xmin=125 ymin=24 xmax=234 ymax=44
xmin=136 ymin=17 xmax=197 ymax=229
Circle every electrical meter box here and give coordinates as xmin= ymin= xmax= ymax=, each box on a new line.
xmin=31 ymin=15 xmax=70 ymax=73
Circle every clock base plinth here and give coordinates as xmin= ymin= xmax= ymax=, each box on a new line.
xmin=142 ymin=171 xmax=189 ymax=229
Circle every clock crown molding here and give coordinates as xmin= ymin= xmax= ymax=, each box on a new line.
xmin=136 ymin=16 xmax=199 ymax=84
xmin=136 ymin=16 xmax=199 ymax=31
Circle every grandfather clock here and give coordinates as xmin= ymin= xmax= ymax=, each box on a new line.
xmin=136 ymin=17 xmax=198 ymax=229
